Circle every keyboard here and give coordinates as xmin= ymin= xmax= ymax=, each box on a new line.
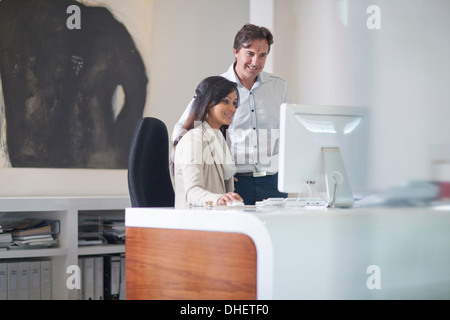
xmin=255 ymin=197 xmax=329 ymax=208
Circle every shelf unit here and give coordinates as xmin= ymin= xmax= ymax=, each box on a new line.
xmin=0 ymin=196 xmax=131 ymax=300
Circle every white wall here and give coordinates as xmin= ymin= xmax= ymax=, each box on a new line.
xmin=370 ymin=0 xmax=450 ymax=189
xmin=273 ymin=0 xmax=450 ymax=191
xmin=249 ymin=0 xmax=274 ymax=73
xmin=145 ymin=0 xmax=249 ymax=140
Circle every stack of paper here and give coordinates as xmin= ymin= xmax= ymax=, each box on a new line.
xmin=78 ymin=216 xmax=105 ymax=246
xmin=78 ymin=216 xmax=126 ymax=246
xmin=103 ymin=219 xmax=125 ymax=244
xmin=0 ymin=219 xmax=59 ymax=249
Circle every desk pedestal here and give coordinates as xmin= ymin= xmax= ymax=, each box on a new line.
xmin=126 ymin=227 xmax=257 ymax=299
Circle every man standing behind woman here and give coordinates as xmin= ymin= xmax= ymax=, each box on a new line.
xmin=173 ymin=24 xmax=293 ymax=205
xmin=172 ymin=76 xmax=243 ymax=208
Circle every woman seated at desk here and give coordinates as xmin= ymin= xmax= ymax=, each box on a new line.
xmin=172 ymin=76 xmax=243 ymax=208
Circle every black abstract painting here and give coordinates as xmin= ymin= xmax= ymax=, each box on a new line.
xmin=0 ymin=0 xmax=148 ymax=169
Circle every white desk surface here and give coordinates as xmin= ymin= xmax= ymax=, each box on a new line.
xmin=126 ymin=205 xmax=450 ymax=300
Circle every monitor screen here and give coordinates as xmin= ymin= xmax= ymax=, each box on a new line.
xmin=278 ymin=104 xmax=369 ymax=207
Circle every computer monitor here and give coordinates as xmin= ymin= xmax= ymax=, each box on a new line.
xmin=278 ymin=103 xmax=369 ymax=208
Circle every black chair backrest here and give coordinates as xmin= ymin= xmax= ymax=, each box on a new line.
xmin=127 ymin=117 xmax=175 ymax=207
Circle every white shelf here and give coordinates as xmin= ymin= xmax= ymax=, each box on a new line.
xmin=0 ymin=196 xmax=131 ymax=300
xmin=0 ymin=196 xmax=131 ymax=212
xmin=0 ymin=248 xmax=68 ymax=259
xmin=78 ymin=244 xmax=125 ymax=256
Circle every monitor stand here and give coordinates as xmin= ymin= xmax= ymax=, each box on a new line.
xmin=322 ymin=147 xmax=354 ymax=208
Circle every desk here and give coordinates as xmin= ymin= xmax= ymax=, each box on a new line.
xmin=125 ymin=206 xmax=450 ymax=299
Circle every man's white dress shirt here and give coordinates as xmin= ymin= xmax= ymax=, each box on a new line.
xmin=173 ymin=63 xmax=293 ymax=175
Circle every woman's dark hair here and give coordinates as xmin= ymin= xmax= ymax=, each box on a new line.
xmin=233 ymin=24 xmax=274 ymax=53
xmin=174 ymin=76 xmax=239 ymax=146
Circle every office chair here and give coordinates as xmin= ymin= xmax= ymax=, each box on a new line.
xmin=128 ymin=117 xmax=175 ymax=207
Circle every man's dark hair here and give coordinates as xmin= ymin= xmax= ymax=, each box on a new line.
xmin=233 ymin=24 xmax=274 ymax=53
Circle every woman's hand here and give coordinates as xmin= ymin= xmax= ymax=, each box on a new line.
xmin=217 ymin=192 xmax=243 ymax=206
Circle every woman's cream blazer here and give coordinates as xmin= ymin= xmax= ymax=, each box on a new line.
xmin=173 ymin=122 xmax=234 ymax=208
